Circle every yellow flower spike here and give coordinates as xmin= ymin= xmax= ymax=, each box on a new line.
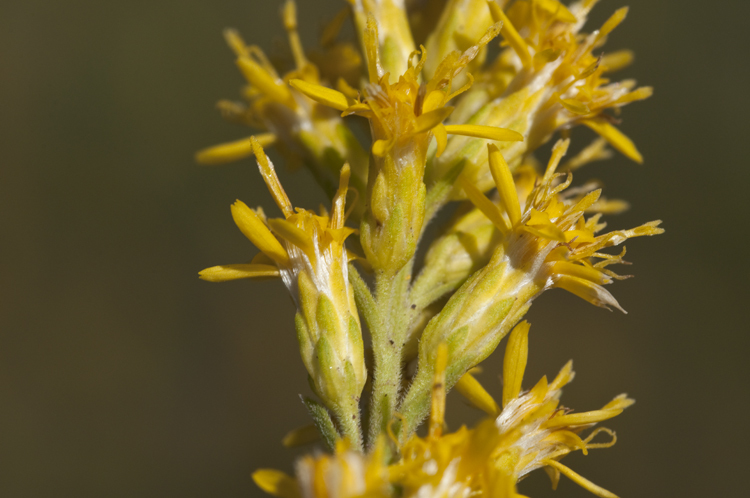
xmin=429 ymin=343 xmax=449 ymax=439
xmin=198 ymin=263 xmax=280 ymax=283
xmin=581 ymin=117 xmax=643 ymax=163
xmin=487 ymin=0 xmax=533 ymax=69
xmin=230 ymin=201 xmax=290 ymax=267
xmin=455 ymin=371 xmax=501 ymax=416
xmin=236 ymin=56 xmax=296 ymax=108
xmin=502 ymin=321 xmax=530 ymax=408
xmin=542 ymin=460 xmax=619 ymax=498
xmin=252 ymin=469 xmax=300 ymax=498
xmin=444 ymin=124 xmax=524 ymax=142
xmin=289 ymin=79 xmax=351 ymax=111
xmin=194 ymin=133 xmax=276 ymax=166
xmin=282 ymin=424 xmax=320 ymax=448
xmin=487 ymin=143 xmax=522 ymax=227
xmin=250 ymin=138 xmax=294 ymax=218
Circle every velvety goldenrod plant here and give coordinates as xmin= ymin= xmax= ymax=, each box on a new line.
xmin=197 ymin=1 xmax=662 ymax=496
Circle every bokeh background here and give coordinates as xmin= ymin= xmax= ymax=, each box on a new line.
xmin=1 ymin=0 xmax=747 ymax=496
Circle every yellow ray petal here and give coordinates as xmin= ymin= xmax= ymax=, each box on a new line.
xmin=552 ymin=261 xmax=611 ymax=285
xmin=231 ymin=200 xmax=290 ymax=266
xmin=413 ymin=106 xmax=454 ymax=135
xmin=444 ymin=125 xmax=523 ymax=142
xmin=543 ymin=409 xmax=623 ymax=429
xmin=429 ymin=343 xmax=448 ymax=439
xmin=581 ymin=118 xmax=643 ymax=163
xmin=601 ymin=50 xmax=634 ymax=73
xmin=195 ymin=133 xmax=276 ymax=165
xmin=198 ymin=263 xmax=280 ymax=282
xmin=289 ymin=78 xmax=350 ymax=111
xmin=523 ymin=209 xmax=566 ymax=242
xmin=252 ymin=469 xmax=300 ymax=498
xmin=455 ymin=371 xmax=500 ymax=416
xmin=536 ymin=0 xmax=578 ymax=23
xmin=282 ymin=424 xmax=320 ymax=448
xmin=549 ymin=360 xmax=575 ymax=391
xmin=599 ymin=7 xmax=629 ymax=39
xmin=554 ymin=274 xmax=626 ymax=313
xmin=459 ymin=175 xmax=512 ymax=234
xmin=267 ymin=218 xmax=315 ymax=261
xmin=236 ymin=57 xmax=295 ymax=107
xmin=487 ymin=144 xmax=522 ymax=226
xmin=433 ymin=123 xmax=448 ymax=157
xmin=542 ymin=460 xmax=619 ymax=498
xmin=503 ymin=321 xmax=530 ymax=407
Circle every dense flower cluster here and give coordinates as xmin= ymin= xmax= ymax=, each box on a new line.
xmin=198 ymin=1 xmax=662 ymax=497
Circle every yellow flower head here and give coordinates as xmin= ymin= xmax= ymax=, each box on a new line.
xmin=427 ymin=0 xmax=652 ymax=197
xmin=394 ymin=323 xmax=631 ymax=498
xmin=200 ymin=139 xmax=366 ymax=423
xmin=195 ymin=1 xmax=369 ymax=219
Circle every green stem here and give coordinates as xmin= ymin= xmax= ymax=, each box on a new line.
xmin=335 ymin=400 xmax=364 ymax=451
xmin=367 ymin=263 xmax=411 ymax=450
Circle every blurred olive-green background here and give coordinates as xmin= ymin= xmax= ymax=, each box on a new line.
xmin=1 ymin=0 xmax=747 ymax=496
